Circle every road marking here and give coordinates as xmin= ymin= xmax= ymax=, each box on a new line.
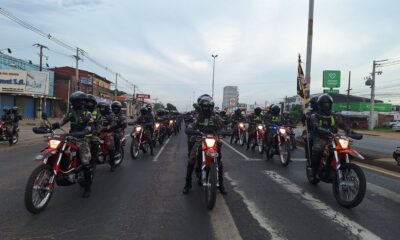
xmin=125 ymin=134 xmax=130 ymax=137
xmin=210 ymin=195 xmax=243 ymax=240
xmin=368 ymin=182 xmax=400 ymax=204
xmin=153 ymin=138 xmax=171 ymax=162
xmin=354 ymin=162 xmax=400 ymax=178
xmin=262 ymin=170 xmax=381 ymax=240
xmin=221 ymin=140 xmax=250 ymax=160
xmin=225 ymin=172 xmax=286 ymax=240
xmin=291 ymin=158 xmax=307 ymax=162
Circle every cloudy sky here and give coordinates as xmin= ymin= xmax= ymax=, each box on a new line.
xmin=1 ymin=0 xmax=400 ymax=110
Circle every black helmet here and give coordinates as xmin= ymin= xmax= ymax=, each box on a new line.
xmin=309 ymin=96 xmax=319 ymax=111
xmin=140 ymin=106 xmax=148 ymax=115
xmin=97 ymin=101 xmax=110 ymax=115
xmin=234 ymin=109 xmax=241 ymax=115
xmin=2 ymin=106 xmax=11 ymax=114
xmin=156 ymin=109 xmax=164 ymax=116
xmin=198 ymin=94 xmax=214 ymax=117
xmin=271 ymin=105 xmax=281 ymax=115
xmin=11 ymin=106 xmax=19 ymax=114
xmin=146 ymin=105 xmax=152 ymax=113
xmin=254 ymin=107 xmax=262 ymax=115
xmin=317 ymin=94 xmax=333 ymax=114
xmin=86 ymin=94 xmax=97 ymax=112
xmin=111 ymin=101 xmax=122 ymax=114
xmin=193 ymin=103 xmax=199 ymax=110
xmin=197 ymin=94 xmax=212 ymax=104
xmin=220 ymin=110 xmax=226 ymax=116
xmin=70 ymin=91 xmax=87 ymax=110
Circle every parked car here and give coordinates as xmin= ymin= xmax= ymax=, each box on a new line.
xmin=391 ymin=123 xmax=400 ymax=131
xmin=385 ymin=120 xmax=400 ymax=128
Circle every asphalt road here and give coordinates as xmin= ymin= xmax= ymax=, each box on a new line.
xmin=0 ymin=125 xmax=399 ymax=240
xmin=352 ymin=134 xmax=398 ymax=157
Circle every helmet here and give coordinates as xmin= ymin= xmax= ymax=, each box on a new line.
xmin=70 ymin=91 xmax=87 ymax=110
xmin=146 ymin=105 xmax=152 ymax=113
xmin=2 ymin=106 xmax=11 ymax=114
xmin=156 ymin=109 xmax=164 ymax=116
xmin=197 ymin=94 xmax=212 ymax=104
xmin=220 ymin=110 xmax=226 ymax=116
xmin=11 ymin=106 xmax=19 ymax=114
xmin=309 ymin=96 xmax=319 ymax=111
xmin=317 ymin=94 xmax=333 ymax=114
xmin=254 ymin=107 xmax=262 ymax=115
xmin=86 ymin=94 xmax=97 ymax=112
xmin=111 ymin=101 xmax=122 ymax=114
xmin=97 ymin=101 xmax=110 ymax=115
xmin=234 ymin=109 xmax=241 ymax=115
xmin=271 ymin=105 xmax=281 ymax=115
xmin=198 ymin=94 xmax=214 ymax=117
xmin=140 ymin=106 xmax=148 ymax=115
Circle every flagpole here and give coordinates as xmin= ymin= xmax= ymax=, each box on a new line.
xmin=305 ymin=0 xmax=314 ymax=101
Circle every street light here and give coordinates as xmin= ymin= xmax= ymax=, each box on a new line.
xmin=0 ymin=48 xmax=12 ymax=54
xmin=211 ymin=54 xmax=218 ymax=99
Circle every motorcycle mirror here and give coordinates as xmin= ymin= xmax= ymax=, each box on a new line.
xmin=41 ymin=113 xmax=48 ymax=120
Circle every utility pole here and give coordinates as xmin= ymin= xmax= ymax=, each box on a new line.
xmin=73 ymin=48 xmax=82 ymax=91
xmin=33 ymin=43 xmax=48 ymax=115
xmin=304 ymin=0 xmax=314 ymax=103
xmin=211 ymin=54 xmax=218 ymax=98
xmin=346 ymin=71 xmax=352 ymax=111
xmin=115 ymin=73 xmax=118 ymax=98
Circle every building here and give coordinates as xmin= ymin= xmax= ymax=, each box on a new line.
xmin=0 ymin=52 xmax=55 ymax=118
xmin=222 ymin=86 xmax=239 ymax=113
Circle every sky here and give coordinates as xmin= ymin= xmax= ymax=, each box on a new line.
xmin=1 ymin=0 xmax=400 ymax=111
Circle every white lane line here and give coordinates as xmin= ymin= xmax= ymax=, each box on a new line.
xmin=221 ymin=140 xmax=250 ymax=160
xmin=225 ymin=172 xmax=286 ymax=240
xmin=368 ymin=182 xmax=400 ymax=204
xmin=291 ymin=158 xmax=307 ymax=162
xmin=210 ymin=195 xmax=243 ymax=240
xmin=125 ymin=134 xmax=130 ymax=137
xmin=262 ymin=170 xmax=381 ymax=240
xmin=153 ymin=138 xmax=171 ymax=162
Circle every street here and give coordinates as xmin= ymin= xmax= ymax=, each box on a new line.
xmin=1 ymin=126 xmax=399 ymax=240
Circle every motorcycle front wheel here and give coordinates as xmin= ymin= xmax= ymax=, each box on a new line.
xmin=279 ymin=140 xmax=291 ymax=167
xmin=332 ymin=163 xmax=366 ymax=209
xmin=205 ymin=163 xmax=217 ymax=210
xmin=115 ymin=147 xmax=125 ymax=166
xmin=239 ymin=133 xmax=245 ymax=146
xmin=9 ymin=133 xmax=18 ymax=145
xmin=24 ymin=164 xmax=54 ymax=214
xmin=130 ymin=137 xmax=140 ymax=159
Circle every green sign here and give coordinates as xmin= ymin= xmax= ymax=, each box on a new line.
xmin=323 ymin=89 xmax=339 ymax=94
xmin=323 ymin=70 xmax=341 ymax=88
xmin=332 ymin=102 xmax=392 ymax=112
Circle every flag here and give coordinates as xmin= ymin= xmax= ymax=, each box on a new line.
xmin=297 ymin=54 xmax=308 ymax=101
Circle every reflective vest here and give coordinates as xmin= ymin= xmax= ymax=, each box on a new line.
xmin=319 ymin=115 xmax=335 ymax=128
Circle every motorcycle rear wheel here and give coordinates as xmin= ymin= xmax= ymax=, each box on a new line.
xmin=332 ymin=163 xmax=366 ymax=209
xmin=205 ymin=163 xmax=217 ymax=210
xmin=306 ymin=161 xmax=320 ymax=185
xmin=25 ymin=164 xmax=54 ymax=214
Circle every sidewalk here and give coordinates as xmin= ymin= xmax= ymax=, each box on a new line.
xmin=355 ymin=129 xmax=400 ymax=140
xmin=20 ymin=118 xmax=63 ymax=126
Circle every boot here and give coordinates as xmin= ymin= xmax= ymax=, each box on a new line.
xmin=218 ymin=166 xmax=227 ymax=195
xmin=183 ymin=164 xmax=194 ymax=194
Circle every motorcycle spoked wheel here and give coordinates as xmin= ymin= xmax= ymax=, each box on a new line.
xmin=332 ymin=163 xmax=366 ymax=209
xmin=9 ymin=133 xmax=18 ymax=145
xmin=257 ymin=138 xmax=264 ymax=154
xmin=204 ymin=163 xmax=217 ymax=210
xmin=239 ymin=134 xmax=245 ymax=146
xmin=279 ymin=140 xmax=291 ymax=167
xmin=114 ymin=147 xmax=125 ymax=167
xmin=130 ymin=137 xmax=140 ymax=159
xmin=25 ymin=164 xmax=54 ymax=214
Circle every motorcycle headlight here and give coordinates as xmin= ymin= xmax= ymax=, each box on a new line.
xmin=135 ymin=126 xmax=142 ymax=132
xmin=205 ymin=138 xmax=216 ymax=148
xmin=279 ymin=128 xmax=286 ymax=135
xmin=239 ymin=123 xmax=244 ymax=128
xmin=155 ymin=123 xmax=160 ymax=128
xmin=169 ymin=120 xmax=173 ymax=124
xmin=257 ymin=125 xmax=263 ymax=130
xmin=339 ymin=139 xmax=350 ymax=149
xmin=48 ymin=139 xmax=61 ymax=149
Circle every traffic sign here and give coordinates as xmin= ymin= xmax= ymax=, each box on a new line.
xmin=136 ymin=94 xmax=150 ymax=99
xmin=323 ymin=89 xmax=339 ymax=94
xmin=323 ymin=70 xmax=341 ymax=88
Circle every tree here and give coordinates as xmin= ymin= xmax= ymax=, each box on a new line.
xmin=154 ymin=103 xmax=165 ymax=110
xmin=290 ymin=104 xmax=303 ymax=123
xmin=166 ymin=103 xmax=177 ymax=111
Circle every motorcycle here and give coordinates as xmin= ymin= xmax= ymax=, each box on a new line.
xmin=97 ymin=130 xmax=126 ymax=169
xmin=24 ymin=114 xmax=92 ymax=214
xmin=230 ymin=122 xmax=246 ymax=146
xmin=130 ymin=124 xmax=153 ymax=159
xmin=265 ymin=124 xmax=291 ymax=167
xmin=286 ymin=125 xmax=297 ymax=150
xmin=306 ymin=131 xmax=366 ymax=208
xmin=152 ymin=122 xmax=165 ymax=147
xmin=186 ymin=128 xmax=231 ymax=210
xmin=250 ymin=124 xmax=265 ymax=154
xmin=168 ymin=119 xmax=177 ymax=136
xmin=0 ymin=120 xmax=19 ymax=145
xmin=392 ymin=147 xmax=400 ymax=166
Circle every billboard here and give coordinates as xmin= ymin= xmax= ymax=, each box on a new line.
xmin=0 ymin=70 xmax=49 ymax=95
xmin=136 ymin=94 xmax=150 ymax=99
xmin=323 ymin=70 xmax=341 ymax=88
xmin=333 ymin=102 xmax=392 ymax=112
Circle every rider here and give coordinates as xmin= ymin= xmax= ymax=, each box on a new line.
xmin=230 ymin=108 xmax=245 ymax=143
xmin=219 ymin=110 xmax=229 ymax=130
xmin=303 ymin=95 xmax=319 ymax=161
xmin=135 ymin=106 xmax=154 ymax=149
xmin=265 ymin=104 xmax=283 ymax=150
xmin=86 ymin=94 xmax=99 ymax=163
xmin=111 ymin=101 xmax=127 ymax=165
xmin=96 ymin=102 xmax=117 ymax=169
xmin=246 ymin=107 xmax=264 ymax=150
xmin=183 ymin=94 xmax=227 ymax=195
xmin=310 ymin=94 xmax=348 ymax=178
xmin=52 ymin=91 xmax=94 ymax=198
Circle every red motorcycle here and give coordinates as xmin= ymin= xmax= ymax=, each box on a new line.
xmin=265 ymin=124 xmax=291 ymax=166
xmin=306 ymin=131 xmax=366 ymax=208
xmin=250 ymin=124 xmax=265 ymax=154
xmin=24 ymin=115 xmax=92 ymax=214
xmin=0 ymin=120 xmax=19 ymax=145
xmin=130 ymin=124 xmax=153 ymax=159
xmin=97 ymin=131 xmax=125 ymax=169
xmin=230 ymin=122 xmax=246 ymax=146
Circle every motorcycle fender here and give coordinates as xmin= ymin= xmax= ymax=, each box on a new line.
xmin=349 ymin=149 xmax=365 ymax=160
xmin=35 ymin=149 xmax=57 ymax=164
